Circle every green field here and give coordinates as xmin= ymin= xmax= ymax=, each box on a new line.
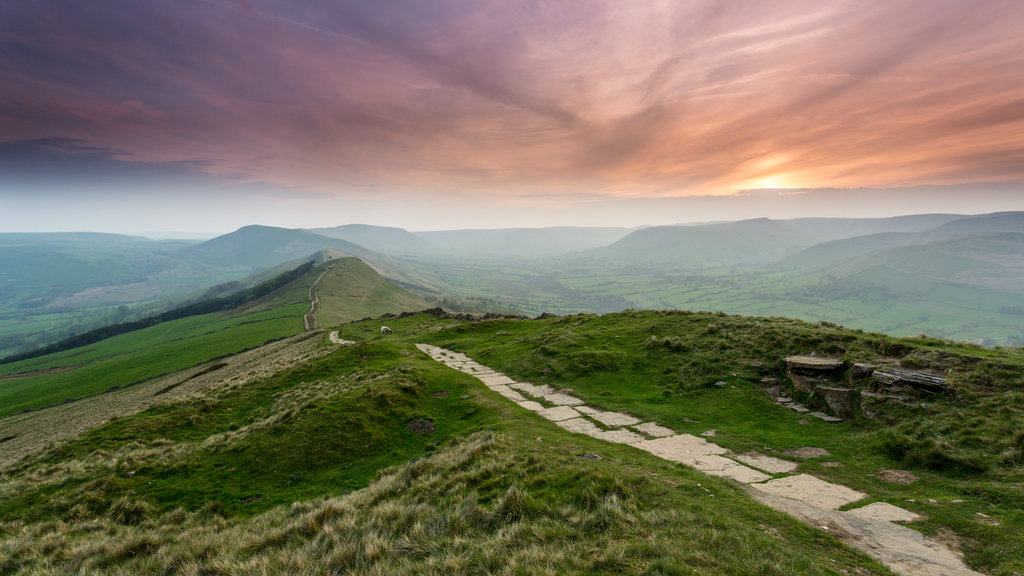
xmin=0 ymin=303 xmax=308 ymax=417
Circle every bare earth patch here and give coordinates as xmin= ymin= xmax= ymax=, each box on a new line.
xmin=407 ymin=419 xmax=435 ymax=435
xmin=877 ymin=469 xmax=918 ymax=485
xmin=785 ymin=446 xmax=830 ymax=458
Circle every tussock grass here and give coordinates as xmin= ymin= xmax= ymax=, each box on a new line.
xmin=0 ymin=432 xmax=887 ymax=575
xmin=383 ymin=309 xmax=1024 ymax=574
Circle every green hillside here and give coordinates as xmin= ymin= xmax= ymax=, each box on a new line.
xmin=1 ymin=308 xmax=1022 ymax=574
xmin=0 ymin=258 xmax=429 ymax=417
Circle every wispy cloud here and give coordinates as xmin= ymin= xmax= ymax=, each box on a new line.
xmin=2 ymin=0 xmax=1023 ymax=203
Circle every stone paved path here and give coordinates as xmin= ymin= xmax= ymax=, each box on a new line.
xmin=416 ymin=343 xmax=984 ymax=576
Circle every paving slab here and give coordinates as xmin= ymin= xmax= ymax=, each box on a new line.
xmin=593 ymin=428 xmax=647 ymax=445
xmin=633 ymin=434 xmax=728 ymax=464
xmin=478 ymin=374 xmax=516 ymax=387
xmin=543 ymin=392 xmax=585 ymax=406
xmin=751 ymin=474 xmax=866 ymax=510
xmin=516 ymin=400 xmax=546 ymax=412
xmin=734 ymin=452 xmax=799 ymax=474
xmin=495 ymin=388 xmax=528 ymax=403
xmin=847 ymin=502 xmax=922 ymax=523
xmin=632 ymin=422 xmax=676 ymax=438
xmin=510 ymin=383 xmax=556 ymax=398
xmin=787 ymin=404 xmax=810 ymax=413
xmin=538 ymin=406 xmax=581 ymax=422
xmin=749 ymin=489 xmax=982 ymax=576
xmin=690 ymin=455 xmax=771 ymax=483
xmin=556 ymin=417 xmax=604 ymax=436
xmin=575 ymin=406 xmax=599 ymax=415
xmin=587 ymin=410 xmax=641 ymax=427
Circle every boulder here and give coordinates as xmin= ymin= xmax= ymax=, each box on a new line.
xmin=852 ymin=362 xmax=876 ymax=378
xmin=814 ymin=386 xmax=858 ymax=419
xmin=784 ymin=355 xmax=844 ymax=374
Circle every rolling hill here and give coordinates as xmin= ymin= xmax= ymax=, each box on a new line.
xmin=1 ymin=307 xmax=1021 ymax=574
xmin=0 ymin=257 xmax=430 ymax=416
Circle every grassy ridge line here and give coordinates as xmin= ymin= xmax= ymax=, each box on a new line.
xmin=0 ymin=262 xmax=316 ymax=365
xmin=0 ymin=304 xmax=308 ymax=417
xmin=0 ymin=337 xmax=890 ymax=575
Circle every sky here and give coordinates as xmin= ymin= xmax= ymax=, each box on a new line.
xmin=1 ymin=0 xmax=1023 ymax=235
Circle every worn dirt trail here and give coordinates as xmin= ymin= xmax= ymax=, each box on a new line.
xmin=416 ymin=343 xmax=984 ymax=576
xmin=303 ymin=266 xmax=333 ymax=332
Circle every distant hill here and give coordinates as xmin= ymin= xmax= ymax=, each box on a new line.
xmin=927 ymin=211 xmax=1024 ymax=237
xmin=587 ymin=215 xmax=965 ymax=269
xmin=311 ymin=224 xmax=434 ymax=256
xmin=181 ymin=225 xmax=371 ymax=269
xmin=415 ymin=226 xmax=635 ymax=257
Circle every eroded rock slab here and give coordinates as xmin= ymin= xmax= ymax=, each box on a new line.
xmin=752 ymin=474 xmax=866 ymax=509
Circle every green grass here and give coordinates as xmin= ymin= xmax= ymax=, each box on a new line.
xmin=3 ymin=307 xmax=1022 ymax=573
xmin=0 ymin=258 xmax=431 ymax=417
xmin=368 ymin=310 xmax=1024 ymax=575
xmin=0 ymin=304 xmax=307 ymax=417
xmin=0 ymin=333 xmax=892 ymax=575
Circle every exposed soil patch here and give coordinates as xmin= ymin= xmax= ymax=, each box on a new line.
xmin=785 ymin=446 xmax=830 ymax=458
xmin=877 ymin=469 xmax=918 ymax=485
xmin=407 ymin=419 xmax=435 ymax=435
xmin=430 ymin=391 xmax=451 ymax=398
xmin=0 ymin=363 xmax=83 ymax=379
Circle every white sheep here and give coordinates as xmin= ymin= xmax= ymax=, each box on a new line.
xmin=380 ymin=326 xmax=392 ymax=335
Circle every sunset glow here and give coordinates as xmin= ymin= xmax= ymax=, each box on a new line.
xmin=1 ymin=0 xmax=1022 ymax=233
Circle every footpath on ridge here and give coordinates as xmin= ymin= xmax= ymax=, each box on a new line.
xmin=414 ymin=343 xmax=984 ymax=576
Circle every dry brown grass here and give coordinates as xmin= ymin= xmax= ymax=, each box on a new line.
xmin=0 ymin=431 xmax=887 ymax=575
